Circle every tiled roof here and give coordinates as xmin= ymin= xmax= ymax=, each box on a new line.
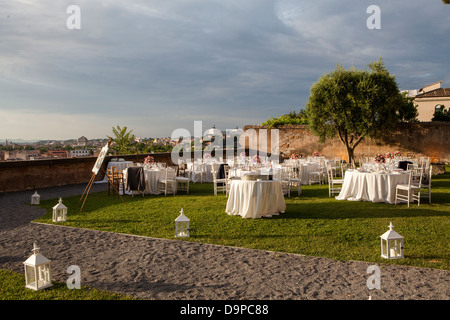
xmin=415 ymin=88 xmax=450 ymax=98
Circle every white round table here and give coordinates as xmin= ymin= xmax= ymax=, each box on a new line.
xmin=187 ymin=162 xmax=223 ymax=183
xmin=143 ymin=169 xmax=167 ymax=194
xmin=336 ymin=170 xmax=409 ymax=204
xmin=226 ymin=180 xmax=286 ymax=219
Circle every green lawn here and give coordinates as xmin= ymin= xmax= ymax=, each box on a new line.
xmin=35 ymin=167 xmax=450 ymax=270
xmin=0 ymin=269 xmax=134 ymax=300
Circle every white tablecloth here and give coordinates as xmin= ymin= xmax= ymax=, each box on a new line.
xmin=336 ymin=170 xmax=409 ymax=204
xmin=143 ymin=169 xmax=167 ymax=194
xmin=187 ymin=162 xmax=223 ymax=183
xmin=226 ymin=180 xmax=286 ymax=219
xmin=122 ymin=168 xmax=168 ymax=195
xmin=228 ymin=168 xmax=282 ymax=180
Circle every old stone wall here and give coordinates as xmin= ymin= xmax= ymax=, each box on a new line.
xmin=0 ymin=153 xmax=174 ymax=193
xmin=242 ymin=122 xmax=450 ymax=163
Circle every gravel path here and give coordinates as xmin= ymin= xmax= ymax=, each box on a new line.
xmin=0 ymin=183 xmax=448 ymax=300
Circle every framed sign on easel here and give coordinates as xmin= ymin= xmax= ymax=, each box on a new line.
xmin=79 ymin=138 xmax=126 ymax=212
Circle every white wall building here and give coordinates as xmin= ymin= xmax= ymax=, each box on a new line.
xmin=70 ymin=149 xmax=91 ymax=157
xmin=403 ymin=81 xmax=450 ymax=121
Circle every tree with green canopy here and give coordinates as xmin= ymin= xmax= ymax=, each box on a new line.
xmin=262 ymin=110 xmax=309 ymax=128
xmin=306 ymin=58 xmax=417 ymax=165
xmin=108 ymin=125 xmax=136 ymax=155
xmin=432 ymin=105 xmax=450 ymax=121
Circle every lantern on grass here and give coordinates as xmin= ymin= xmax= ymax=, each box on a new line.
xmin=175 ymin=208 xmax=190 ymax=238
xmin=31 ymin=191 xmax=40 ymax=205
xmin=380 ymin=222 xmax=404 ymax=259
xmin=52 ymin=198 xmax=67 ymax=222
xmin=23 ymin=242 xmax=52 ymax=291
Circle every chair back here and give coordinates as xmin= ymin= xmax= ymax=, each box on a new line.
xmin=212 ymin=163 xmax=220 ymax=172
xmin=319 ymin=159 xmax=325 ymax=170
xmin=107 ymin=167 xmax=114 ymax=177
xmin=281 ymin=167 xmax=291 ymax=181
xmin=166 ymin=168 xmax=177 ymax=181
xmin=326 ymin=162 xmax=333 ymax=179
xmin=409 ymin=168 xmax=423 ymax=188
xmin=422 ymin=165 xmax=432 ymax=187
xmin=224 ymin=165 xmax=230 ymax=178
xmin=168 ymin=165 xmax=179 ymax=175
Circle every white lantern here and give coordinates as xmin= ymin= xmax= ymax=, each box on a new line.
xmin=380 ymin=222 xmax=404 ymax=259
xmin=175 ymin=208 xmax=190 ymax=238
xmin=52 ymin=198 xmax=67 ymax=222
xmin=31 ymin=191 xmax=40 ymax=205
xmin=23 ymin=242 xmax=52 ymax=291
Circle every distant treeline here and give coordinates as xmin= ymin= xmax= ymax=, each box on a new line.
xmin=261 ymin=110 xmax=309 ymax=128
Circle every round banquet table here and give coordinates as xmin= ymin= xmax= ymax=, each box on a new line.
xmin=143 ymin=169 xmax=167 ymax=194
xmin=335 ymin=170 xmax=410 ymax=204
xmin=187 ymin=162 xmax=223 ymax=183
xmin=226 ymin=180 xmax=286 ymax=219
xmin=122 ymin=168 xmax=168 ymax=195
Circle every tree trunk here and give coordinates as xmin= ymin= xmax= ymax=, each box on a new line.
xmin=346 ymin=146 xmax=355 ymax=168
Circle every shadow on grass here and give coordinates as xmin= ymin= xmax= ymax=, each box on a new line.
xmin=277 ymin=203 xmax=450 ymax=220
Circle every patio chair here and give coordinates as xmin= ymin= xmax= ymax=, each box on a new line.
xmin=395 ymin=168 xmax=423 ymax=207
xmin=308 ymin=159 xmax=325 ymax=185
xmin=177 ymin=159 xmax=187 ymax=177
xmin=288 ymin=165 xmax=302 ymax=196
xmin=280 ymin=167 xmax=291 ymax=197
xmin=176 ymin=170 xmax=190 ymax=194
xmin=107 ymin=166 xmax=124 ymax=196
xmin=157 ymin=168 xmax=177 ymax=196
xmin=420 ymin=165 xmax=432 ymax=204
xmin=212 ymin=167 xmax=227 ymax=196
xmin=191 ymin=163 xmax=206 ymax=183
xmin=326 ymin=162 xmax=344 ymax=197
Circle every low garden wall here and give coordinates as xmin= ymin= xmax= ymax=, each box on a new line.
xmin=0 ymin=153 xmax=173 ymax=193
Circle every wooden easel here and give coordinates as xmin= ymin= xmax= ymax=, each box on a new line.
xmin=79 ymin=139 xmax=126 ymax=212
xmin=79 ymin=168 xmax=126 ymax=212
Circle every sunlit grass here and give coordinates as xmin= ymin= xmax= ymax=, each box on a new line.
xmin=35 ymin=167 xmax=450 ymax=270
xmin=0 ymin=269 xmax=135 ymax=300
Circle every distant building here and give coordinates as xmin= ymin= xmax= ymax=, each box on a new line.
xmin=47 ymin=150 xmax=69 ymax=158
xmin=2 ymin=150 xmax=41 ymax=161
xmin=404 ymin=81 xmax=450 ymax=121
xmin=70 ymin=149 xmax=91 ymax=157
xmin=77 ymin=136 xmax=89 ymax=147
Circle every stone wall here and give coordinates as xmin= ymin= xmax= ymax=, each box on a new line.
xmin=242 ymin=122 xmax=450 ymax=163
xmin=0 ymin=153 xmax=174 ymax=193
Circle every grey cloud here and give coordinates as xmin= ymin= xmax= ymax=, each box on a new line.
xmin=0 ymin=0 xmax=449 ymax=139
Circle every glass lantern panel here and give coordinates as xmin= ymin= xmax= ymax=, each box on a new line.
xmin=176 ymin=222 xmax=189 ymax=237
xmin=38 ymin=265 xmax=50 ymax=283
xmin=56 ymin=210 xmax=66 ymax=221
xmin=389 ymin=240 xmax=399 ymax=257
xmin=381 ymin=240 xmax=387 ymax=257
xmin=25 ymin=265 xmax=36 ymax=288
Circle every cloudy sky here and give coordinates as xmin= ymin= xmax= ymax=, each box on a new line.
xmin=1 ymin=0 xmax=449 ymax=140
